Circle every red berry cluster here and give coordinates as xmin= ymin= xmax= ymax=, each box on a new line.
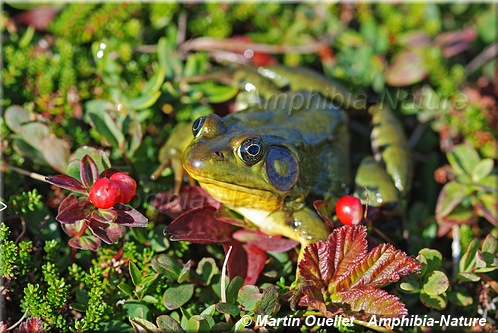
xmin=335 ymin=195 xmax=364 ymax=226
xmin=89 ymin=172 xmax=137 ymax=209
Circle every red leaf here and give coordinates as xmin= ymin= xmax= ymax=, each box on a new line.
xmin=342 ymin=243 xmax=422 ymax=290
xmin=87 ymin=220 xmax=123 ymax=244
xmin=232 ymin=229 xmax=299 ymax=252
xmin=223 ymin=241 xmax=267 ymax=285
xmin=13 ymin=316 xmax=46 ymax=333
xmin=114 ymin=204 xmax=148 ymax=227
xmin=46 ymin=175 xmax=88 ymax=194
xmin=299 ymin=240 xmax=334 ymax=287
xmin=68 ymin=236 xmax=102 ymax=251
xmin=299 ymin=226 xmax=421 ymax=319
xmin=61 ymin=219 xmax=85 ymax=237
xmin=165 ymin=205 xmax=233 ymax=244
xmin=80 ymin=154 xmax=99 ymax=188
xmin=56 ymin=199 xmax=92 ymax=224
xmin=339 ymin=288 xmax=408 ymax=318
xmin=152 ymin=186 xmax=219 ymax=219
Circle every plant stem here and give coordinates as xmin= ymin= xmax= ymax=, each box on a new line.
xmin=2 ymin=163 xmax=48 ymax=182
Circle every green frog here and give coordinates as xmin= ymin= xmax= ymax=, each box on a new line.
xmin=159 ymin=65 xmax=412 ymax=307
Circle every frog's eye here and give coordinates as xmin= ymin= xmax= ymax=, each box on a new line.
xmin=192 ymin=116 xmax=206 ymax=138
xmin=238 ymin=137 xmax=264 ymax=165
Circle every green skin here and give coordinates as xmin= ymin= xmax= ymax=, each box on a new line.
xmin=168 ymin=66 xmax=411 ymax=306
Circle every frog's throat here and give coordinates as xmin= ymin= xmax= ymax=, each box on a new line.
xmin=194 ymin=176 xmax=283 ymax=212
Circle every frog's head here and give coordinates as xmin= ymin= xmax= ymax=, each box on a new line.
xmin=183 ymin=114 xmax=302 ymax=211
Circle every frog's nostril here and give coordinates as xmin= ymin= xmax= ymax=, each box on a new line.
xmin=213 ymin=151 xmax=224 ymax=160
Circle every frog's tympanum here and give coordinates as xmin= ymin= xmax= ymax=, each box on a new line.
xmin=178 ymin=65 xmax=412 ymax=306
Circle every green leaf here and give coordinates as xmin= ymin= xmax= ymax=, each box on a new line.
xmin=215 ymin=302 xmax=240 ymax=316
xmin=129 ymin=317 xmax=157 ymax=332
xmin=70 ymin=146 xmax=111 ymax=174
xmin=482 ymin=234 xmax=497 ymax=256
xmin=152 ymin=254 xmax=182 ymax=280
xmin=4 ymin=105 xmax=30 ymax=133
xmin=420 ymin=290 xmax=447 ymax=310
xmin=447 ymin=144 xmax=480 ymax=177
xmin=19 ymin=122 xmax=50 ymax=149
xmin=422 ymin=270 xmax=449 ymax=295
xmin=196 ymin=257 xmax=218 ymax=285
xmin=12 ymin=137 xmax=46 ymax=165
xmin=129 ymin=261 xmax=142 ymax=287
xmin=226 ymin=276 xmax=244 ymax=305
xmin=129 ymin=92 xmax=161 ymax=110
xmin=87 ymin=106 xmax=125 ymax=148
xmin=186 ymin=315 xmax=211 ymax=333
xmin=177 ymin=260 xmax=192 ymax=284
xmin=156 ymin=315 xmax=183 ymax=333
xmin=68 ymin=236 xmax=101 ymax=251
xmin=192 ymin=83 xmax=239 ymax=104
xmin=41 ymin=136 xmax=70 ymax=173
xmin=435 ymin=181 xmax=473 ymax=221
xmin=457 ymin=271 xmax=481 ymax=282
xmin=118 ymin=282 xmax=134 ymax=297
xmin=472 ymin=158 xmax=494 ymax=183
xmin=162 ymin=284 xmax=194 ymax=310
xmin=459 ymin=239 xmax=479 ymax=272
xmin=123 ymin=301 xmax=151 ymax=319
xmin=254 ymin=285 xmax=280 ymax=316
xmin=475 ymin=192 xmax=498 ymax=225
xmin=237 ymin=285 xmax=261 ymax=312
xmin=418 ymin=248 xmax=443 ymax=272
xmin=448 ymin=290 xmax=473 ymax=307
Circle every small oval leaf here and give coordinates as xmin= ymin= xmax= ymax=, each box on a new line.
xmin=163 ymin=284 xmax=194 ymax=310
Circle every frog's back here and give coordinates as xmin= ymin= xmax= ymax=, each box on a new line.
xmin=228 ymin=91 xmax=351 ymax=201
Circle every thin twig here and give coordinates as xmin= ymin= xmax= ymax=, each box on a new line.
xmin=465 ymin=42 xmax=498 ymax=75
xmin=221 ymin=245 xmax=233 ymax=323
xmin=7 ymin=307 xmax=29 ymax=331
xmin=2 ymin=163 xmax=48 ymax=182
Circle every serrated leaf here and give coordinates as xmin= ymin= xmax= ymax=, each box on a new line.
xmin=340 ymin=243 xmax=422 ymax=291
xmin=68 ymin=236 xmax=101 ymax=251
xmin=340 ymin=288 xmax=408 ymax=317
xmin=151 ymin=254 xmax=182 ymax=280
xmin=163 ymin=284 xmax=194 ymax=310
xmin=156 ymin=315 xmax=183 ymax=333
xmin=299 ymin=226 xmax=421 ymax=319
xmin=46 ymin=175 xmax=88 ymax=194
xmin=80 ymin=154 xmax=99 ymax=188
xmin=130 ymin=261 xmax=142 ymax=287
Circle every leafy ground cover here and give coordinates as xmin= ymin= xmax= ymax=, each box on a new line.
xmin=1 ymin=3 xmax=497 ymax=332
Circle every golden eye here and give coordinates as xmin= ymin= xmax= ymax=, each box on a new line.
xmin=238 ymin=137 xmax=264 ymax=165
xmin=192 ymin=116 xmax=206 ymax=138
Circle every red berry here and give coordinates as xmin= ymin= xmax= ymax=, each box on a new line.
xmin=335 ymin=195 xmax=364 ymax=226
xmin=89 ymin=178 xmax=120 ymax=209
xmin=110 ymin=172 xmax=137 ymax=204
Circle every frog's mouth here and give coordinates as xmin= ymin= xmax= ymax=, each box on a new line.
xmin=189 ymin=174 xmax=283 ymax=212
